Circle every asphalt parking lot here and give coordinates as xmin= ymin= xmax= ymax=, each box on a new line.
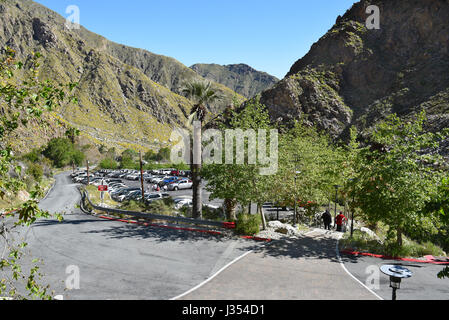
xmin=117 ymin=178 xmax=224 ymax=208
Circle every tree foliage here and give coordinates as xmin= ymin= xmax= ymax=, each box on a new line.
xmin=42 ymin=138 xmax=85 ymax=168
xmin=349 ymin=112 xmax=448 ymax=247
xmin=0 ymin=48 xmax=74 ymax=299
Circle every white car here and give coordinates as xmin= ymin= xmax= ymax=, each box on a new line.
xmin=174 ymin=198 xmax=193 ymax=209
xmin=167 ymin=179 xmax=193 ymax=191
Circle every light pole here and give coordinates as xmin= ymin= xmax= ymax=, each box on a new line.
xmin=380 ymin=265 xmax=412 ymax=300
xmin=86 ymin=160 xmax=90 ymax=185
xmin=347 ymin=178 xmax=356 ymax=238
xmin=293 ymin=155 xmax=301 ymax=226
xmin=333 ymin=184 xmax=341 ymax=228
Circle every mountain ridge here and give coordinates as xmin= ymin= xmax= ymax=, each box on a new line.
xmin=191 ymin=63 xmax=279 ymax=98
xmin=0 ymin=0 xmax=244 ymax=153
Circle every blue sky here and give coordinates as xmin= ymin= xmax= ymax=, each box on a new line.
xmin=35 ymin=0 xmax=357 ymax=79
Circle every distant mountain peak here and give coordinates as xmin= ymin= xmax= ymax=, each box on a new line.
xmin=190 ymin=63 xmax=279 ymax=98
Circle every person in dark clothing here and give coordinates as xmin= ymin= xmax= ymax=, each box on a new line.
xmin=322 ymin=210 xmax=332 ymax=230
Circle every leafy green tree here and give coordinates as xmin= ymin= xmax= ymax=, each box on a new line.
xmin=143 ymin=149 xmax=157 ymax=162
xmin=121 ymin=149 xmax=138 ymax=160
xmin=0 ymin=48 xmax=74 ymax=299
xmin=42 ymin=138 xmax=85 ymax=168
xmin=202 ymin=98 xmax=272 ymax=225
xmin=349 ymin=112 xmax=448 ymax=248
xmin=99 ymin=158 xmax=118 ymax=170
xmin=422 ymin=176 xmax=449 ymax=279
xmin=119 ymin=149 xmax=138 ymax=169
xmin=182 ymin=81 xmax=221 ymax=219
xmin=157 ymin=147 xmax=171 ymax=161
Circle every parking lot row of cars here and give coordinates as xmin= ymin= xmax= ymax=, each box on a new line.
xmin=70 ymin=169 xmax=193 ymax=207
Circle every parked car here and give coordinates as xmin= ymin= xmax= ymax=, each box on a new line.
xmin=167 ymin=179 xmax=193 ymax=191
xmin=117 ymin=190 xmax=142 ymax=202
xmin=174 ymin=198 xmax=193 ymax=209
xmin=111 ymin=187 xmax=140 ymax=201
xmin=160 ymin=176 xmax=181 ymax=187
xmin=144 ymin=193 xmax=170 ymax=204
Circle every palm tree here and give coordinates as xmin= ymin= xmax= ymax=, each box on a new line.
xmin=65 ymin=127 xmax=80 ymax=144
xmin=182 ymin=81 xmax=221 ymax=219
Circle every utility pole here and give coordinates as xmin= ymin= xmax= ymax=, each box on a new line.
xmin=333 ymin=185 xmax=341 ymax=228
xmin=86 ymin=160 xmax=90 ymax=185
xmin=139 ymin=151 xmax=145 ymax=203
xmin=293 ymin=155 xmax=301 ymax=226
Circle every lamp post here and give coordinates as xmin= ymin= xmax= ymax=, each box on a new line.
xmin=333 ymin=184 xmax=341 ymax=228
xmin=380 ymin=265 xmax=412 ymax=300
xmin=86 ymin=160 xmax=90 ymax=185
xmin=293 ymin=155 xmax=301 ymax=226
xmin=347 ymin=178 xmax=356 ymax=238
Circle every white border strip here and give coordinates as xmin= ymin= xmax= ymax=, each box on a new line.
xmin=170 ymin=250 xmax=253 ymax=300
xmin=336 ymin=235 xmax=383 ymax=300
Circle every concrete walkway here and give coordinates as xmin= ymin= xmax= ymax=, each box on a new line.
xmin=178 ymin=229 xmax=379 ymax=300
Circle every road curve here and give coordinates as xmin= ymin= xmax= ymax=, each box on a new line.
xmin=4 ymin=173 xmax=380 ymax=300
xmin=17 ymin=173 xmax=261 ymax=300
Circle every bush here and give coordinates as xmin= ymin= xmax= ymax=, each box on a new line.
xmin=235 ymin=213 xmax=261 ymax=236
xmin=99 ymin=158 xmax=118 ymax=170
xmin=26 ymin=163 xmax=43 ymax=182
xmin=146 ymin=199 xmax=174 ymax=216
xmin=23 ymin=149 xmax=41 ymax=162
xmin=42 ymin=138 xmax=85 ymax=168
xmin=202 ymin=205 xmax=225 ymax=221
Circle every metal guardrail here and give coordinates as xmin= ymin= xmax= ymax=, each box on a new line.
xmin=79 ymin=187 xmax=235 ymax=230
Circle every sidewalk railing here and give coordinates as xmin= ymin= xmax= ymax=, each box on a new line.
xmin=79 ymin=187 xmax=236 ymax=230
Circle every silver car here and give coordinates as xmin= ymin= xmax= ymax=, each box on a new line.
xmin=167 ymin=179 xmax=193 ymax=191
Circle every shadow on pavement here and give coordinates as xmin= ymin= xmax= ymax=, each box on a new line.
xmin=256 ymin=235 xmax=341 ymax=263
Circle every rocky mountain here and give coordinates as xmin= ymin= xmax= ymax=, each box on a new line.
xmin=255 ymin=0 xmax=449 ymax=149
xmin=0 ymin=0 xmax=244 ymax=152
xmin=190 ymin=63 xmax=279 ymax=98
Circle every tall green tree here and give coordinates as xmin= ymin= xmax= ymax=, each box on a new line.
xmin=271 ymin=120 xmax=344 ymax=223
xmin=349 ymin=112 xmax=448 ymax=247
xmin=42 ymin=138 xmax=85 ymax=168
xmin=182 ymin=81 xmax=221 ymax=219
xmin=202 ymin=98 xmax=273 ymax=226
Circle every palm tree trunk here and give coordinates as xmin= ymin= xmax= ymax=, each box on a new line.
xmin=192 ymin=121 xmax=202 ymax=219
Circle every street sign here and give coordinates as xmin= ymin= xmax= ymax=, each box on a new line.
xmin=98 ymin=185 xmax=108 ymax=192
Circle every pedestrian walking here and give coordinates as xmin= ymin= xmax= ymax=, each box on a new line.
xmin=335 ymin=211 xmax=348 ymax=232
xmin=322 ymin=209 xmax=332 ymax=230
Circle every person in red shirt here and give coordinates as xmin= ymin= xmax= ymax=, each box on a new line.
xmin=335 ymin=212 xmax=348 ymax=232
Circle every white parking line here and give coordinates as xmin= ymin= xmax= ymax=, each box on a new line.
xmin=335 ymin=234 xmax=383 ymax=300
xmin=170 ymin=249 xmax=253 ymax=300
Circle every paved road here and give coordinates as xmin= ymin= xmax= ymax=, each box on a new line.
xmin=8 ymin=172 xmax=441 ymax=300
xmin=340 ymin=252 xmax=449 ymax=300
xmin=1 ymin=173 xmax=262 ymax=299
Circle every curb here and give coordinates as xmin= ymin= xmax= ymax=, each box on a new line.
xmin=340 ymin=249 xmax=449 ymax=265
xmin=93 ymin=213 xmax=272 ymax=242
xmin=76 ymin=187 xmax=272 ymax=242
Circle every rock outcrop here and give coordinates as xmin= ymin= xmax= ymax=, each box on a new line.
xmin=257 ymin=0 xmax=449 ymax=150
